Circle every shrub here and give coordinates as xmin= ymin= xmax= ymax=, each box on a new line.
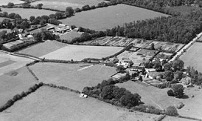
xmin=167 ymin=89 xmax=174 ymax=96
xmin=165 ymin=106 xmax=178 ymax=116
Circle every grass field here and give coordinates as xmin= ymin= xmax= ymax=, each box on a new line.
xmin=41 ymin=45 xmax=123 ymax=61
xmin=59 ymin=31 xmax=81 ymax=42
xmin=60 ymin=4 xmax=169 ymax=31
xmin=31 ymin=0 xmax=105 ymax=10
xmin=180 ymin=42 xmax=202 ymax=72
xmin=19 ymin=40 xmax=67 ymax=57
xmin=0 ymin=0 xmax=23 ymax=5
xmin=30 ymin=63 xmax=116 ymax=91
xmin=0 ymin=86 xmax=160 ymax=121
xmin=1 ymin=8 xmax=56 ymax=18
xmin=0 ymin=67 xmax=37 ymax=106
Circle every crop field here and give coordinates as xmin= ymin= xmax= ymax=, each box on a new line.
xmin=60 ymin=4 xmax=169 ymax=31
xmin=0 ymin=0 xmax=23 ymax=6
xmin=0 ymin=67 xmax=37 ymax=106
xmin=180 ymin=42 xmax=202 ymax=72
xmin=19 ymin=40 xmax=66 ymax=57
xmin=1 ymin=8 xmax=56 ymax=18
xmin=0 ymin=86 xmax=159 ymax=121
xmin=30 ymin=63 xmax=116 ymax=91
xmin=31 ymin=0 xmax=105 ymax=11
xmin=41 ymin=45 xmax=123 ymax=61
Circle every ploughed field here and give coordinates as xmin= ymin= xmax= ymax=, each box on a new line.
xmin=31 ymin=0 xmax=105 ymax=11
xmin=180 ymin=42 xmax=202 ymax=72
xmin=1 ymin=8 xmax=56 ymax=18
xmin=29 ymin=63 xmax=116 ymax=91
xmin=0 ymin=86 xmax=160 ymax=121
xmin=60 ymin=4 xmax=169 ymax=31
xmin=0 ymin=0 xmax=23 ymax=5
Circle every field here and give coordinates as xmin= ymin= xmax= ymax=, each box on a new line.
xmin=41 ymin=45 xmax=123 ymax=61
xmin=31 ymin=0 xmax=105 ymax=11
xmin=116 ymin=81 xmax=202 ymax=119
xmin=59 ymin=31 xmax=81 ymax=42
xmin=0 ymin=86 xmax=160 ymax=121
xmin=60 ymin=4 xmax=169 ymax=31
xmin=0 ymin=0 xmax=23 ymax=5
xmin=1 ymin=8 xmax=56 ymax=18
xmin=19 ymin=40 xmax=66 ymax=57
xmin=30 ymin=63 xmax=116 ymax=91
xmin=180 ymin=42 xmax=202 ymax=72
xmin=0 ymin=67 xmax=37 ymax=106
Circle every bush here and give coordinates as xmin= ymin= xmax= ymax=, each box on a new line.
xmin=167 ymin=89 xmax=174 ymax=96
xmin=165 ymin=106 xmax=178 ymax=116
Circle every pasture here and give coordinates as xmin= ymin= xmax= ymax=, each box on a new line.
xmin=116 ymin=81 xmax=202 ymax=119
xmin=180 ymin=42 xmax=202 ymax=72
xmin=41 ymin=45 xmax=123 ymax=61
xmin=0 ymin=86 xmax=159 ymax=121
xmin=0 ymin=67 xmax=37 ymax=107
xmin=60 ymin=4 xmax=169 ymax=31
xmin=1 ymin=8 xmax=56 ymax=18
xmin=31 ymin=0 xmax=105 ymax=11
xmin=30 ymin=63 xmax=116 ymax=91
xmin=19 ymin=40 xmax=66 ymax=57
xmin=0 ymin=0 xmax=23 ymax=6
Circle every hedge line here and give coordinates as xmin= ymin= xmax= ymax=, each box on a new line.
xmin=44 ymin=83 xmax=80 ymax=94
xmin=0 ymin=82 xmax=43 ymax=112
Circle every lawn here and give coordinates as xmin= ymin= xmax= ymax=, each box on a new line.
xmin=60 ymin=4 xmax=169 ymax=31
xmin=1 ymin=8 xmax=56 ymax=18
xmin=30 ymin=63 xmax=116 ymax=91
xmin=0 ymin=86 xmax=160 ymax=121
xmin=18 ymin=40 xmax=67 ymax=57
xmin=180 ymin=42 xmax=202 ymax=72
xmin=0 ymin=67 xmax=37 ymax=107
xmin=41 ymin=45 xmax=123 ymax=61
xmin=0 ymin=0 xmax=23 ymax=6
xmin=31 ymin=0 xmax=105 ymax=10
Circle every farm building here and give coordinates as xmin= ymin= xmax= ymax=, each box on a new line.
xmin=47 ymin=24 xmax=71 ymax=34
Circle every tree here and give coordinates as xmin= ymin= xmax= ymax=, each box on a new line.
xmin=36 ymin=3 xmax=43 ymax=9
xmin=163 ymin=63 xmax=172 ymax=71
xmin=172 ymin=84 xmax=184 ymax=98
xmin=66 ymin=7 xmax=74 ymax=16
xmin=116 ymin=65 xmax=125 ymax=73
xmin=120 ymin=92 xmax=141 ymax=108
xmin=82 ymin=5 xmax=90 ymax=11
xmin=113 ymin=87 xmax=126 ymax=100
xmin=7 ymin=2 xmax=14 ymax=8
xmin=153 ymin=58 xmax=162 ymax=71
xmin=100 ymin=85 xmax=114 ymax=99
xmin=172 ymin=60 xmax=184 ymax=71
xmin=22 ymin=2 xmax=31 ymax=8
xmin=14 ymin=14 xmax=21 ymax=19
xmin=30 ymin=16 xmax=35 ymax=22
xmin=164 ymin=71 xmax=174 ymax=81
xmin=174 ymin=71 xmax=183 ymax=81
xmin=55 ymin=12 xmax=64 ymax=19
xmin=150 ymin=43 xmax=155 ymax=50
xmin=20 ymin=20 xmax=30 ymax=29
xmin=33 ymin=32 xmax=42 ymax=42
